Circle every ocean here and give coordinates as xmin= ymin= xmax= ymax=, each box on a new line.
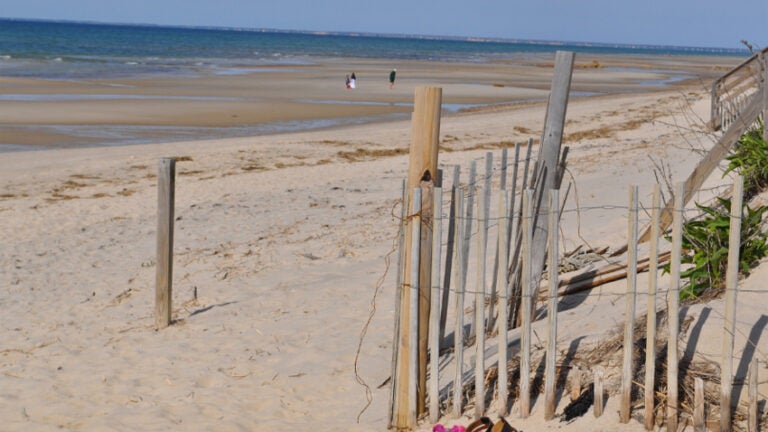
xmin=0 ymin=18 xmax=747 ymax=80
xmin=0 ymin=19 xmax=750 ymax=151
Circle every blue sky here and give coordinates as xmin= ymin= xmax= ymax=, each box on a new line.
xmin=2 ymin=0 xmax=766 ymax=49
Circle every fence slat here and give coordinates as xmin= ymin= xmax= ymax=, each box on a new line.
xmin=644 ymin=184 xmax=660 ymax=430
xmin=462 ymin=161 xmax=476 ymax=338
xmin=544 ymin=189 xmax=559 ymax=420
xmin=408 ymin=187 xmax=422 ymax=427
xmin=429 ymin=188 xmax=443 ymax=423
xmin=749 ymin=358 xmax=758 ymax=432
xmin=721 ymin=175 xmax=744 ymax=432
xmin=594 ymin=367 xmax=605 ymax=418
xmin=694 ymin=377 xmax=705 ymax=431
xmin=388 ymin=179 xmax=408 ymax=427
xmin=520 ymin=189 xmax=533 ymax=418
xmin=620 ymin=185 xmax=638 ymax=423
xmin=440 ymin=166 xmax=461 ymax=347
xmin=667 ymin=181 xmax=685 ymax=432
xmin=497 ymin=189 xmax=510 ymax=417
xmin=155 ymin=157 xmax=175 ymax=330
xmin=453 ymin=189 xmax=466 ymax=417
xmin=474 ymin=185 xmax=488 ymax=418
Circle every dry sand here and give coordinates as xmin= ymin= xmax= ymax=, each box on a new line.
xmin=1 ymin=54 xmax=765 ymax=431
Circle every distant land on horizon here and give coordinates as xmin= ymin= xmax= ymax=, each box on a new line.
xmin=1 ymin=16 xmax=751 ymax=54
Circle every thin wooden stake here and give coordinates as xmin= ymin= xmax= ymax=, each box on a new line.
xmin=497 ymin=189 xmax=510 ymax=417
xmin=668 ymin=181 xmax=685 ymax=432
xmin=429 ymin=188 xmax=443 ymax=423
xmin=462 ymin=162 xmax=476 ymax=338
xmin=644 ymin=184 xmax=660 ymax=431
xmin=694 ymin=377 xmax=705 ymax=431
xmin=453 ymin=189 xmax=466 ymax=417
xmin=408 ymin=188 xmax=422 ymax=427
xmin=721 ymin=175 xmax=744 ymax=432
xmin=620 ymin=185 xmax=639 ymax=423
xmin=474 ymin=185 xmax=488 ymax=418
xmin=570 ymin=368 xmax=582 ymax=401
xmin=388 ymin=179 xmax=408 ymax=427
xmin=440 ymin=166 xmax=460 ymax=347
xmin=594 ymin=367 xmax=605 ymax=418
xmin=544 ymin=189 xmax=560 ymax=420
xmin=520 ymin=189 xmax=533 ymax=419
xmin=749 ymin=358 xmax=758 ymax=432
xmin=155 ymin=157 xmax=175 ymax=330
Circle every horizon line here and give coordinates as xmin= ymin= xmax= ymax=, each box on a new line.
xmin=0 ymin=16 xmax=751 ymax=54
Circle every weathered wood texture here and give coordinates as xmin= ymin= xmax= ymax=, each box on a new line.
xmin=667 ymin=182 xmax=684 ymax=432
xmin=620 ymin=186 xmax=638 ymax=423
xmin=155 ymin=158 xmax=175 ymax=330
xmin=721 ymin=176 xmax=744 ymax=432
xmin=711 ymin=46 xmax=768 ymax=131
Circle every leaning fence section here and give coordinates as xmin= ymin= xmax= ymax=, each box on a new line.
xmin=389 ymin=151 xmax=765 ymax=432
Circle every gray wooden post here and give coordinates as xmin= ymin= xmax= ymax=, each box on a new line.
xmin=429 ymin=188 xmax=443 ymax=423
xmin=528 ymin=51 xmax=575 ymax=315
xmin=620 ymin=185 xmax=639 ymax=423
xmin=667 ymin=182 xmax=685 ymax=432
xmin=544 ymin=189 xmax=559 ymax=420
xmin=408 ymin=187 xmax=422 ymax=427
xmin=721 ymin=176 xmax=744 ymax=432
xmin=452 ymin=189 xmax=466 ymax=417
xmin=520 ymin=189 xmax=533 ymax=418
xmin=474 ymin=185 xmax=488 ymax=418
xmin=440 ymin=166 xmax=461 ymax=347
xmin=155 ymin=157 xmax=175 ymax=330
xmin=496 ymin=189 xmax=510 ymax=417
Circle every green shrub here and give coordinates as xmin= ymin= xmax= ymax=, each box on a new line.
xmin=725 ymin=119 xmax=767 ymax=198
xmin=673 ymin=198 xmax=768 ymax=300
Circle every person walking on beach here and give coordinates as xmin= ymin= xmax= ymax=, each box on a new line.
xmin=389 ymin=68 xmax=396 ymax=89
xmin=345 ymin=74 xmax=351 ymax=89
xmin=350 ymin=72 xmax=356 ymax=89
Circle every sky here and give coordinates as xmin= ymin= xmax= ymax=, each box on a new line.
xmin=2 ymin=0 xmax=766 ymax=50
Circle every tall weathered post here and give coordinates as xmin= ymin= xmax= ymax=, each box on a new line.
xmin=395 ymin=86 xmax=442 ymax=428
xmin=155 ymin=157 xmax=175 ymax=330
xmin=516 ymin=50 xmax=574 ymax=323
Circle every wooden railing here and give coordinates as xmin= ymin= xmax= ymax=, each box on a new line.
xmin=711 ymin=46 xmax=768 ymax=131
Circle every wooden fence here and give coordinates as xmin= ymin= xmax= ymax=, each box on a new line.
xmin=388 ymin=151 xmax=765 ymax=431
xmin=711 ymin=46 xmax=768 ymax=132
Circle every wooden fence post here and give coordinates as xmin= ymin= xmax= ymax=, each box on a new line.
xmin=497 ymin=189 xmax=510 ymax=417
xmin=520 ymin=189 xmax=533 ymax=418
xmin=721 ymin=175 xmax=744 ymax=432
xmin=528 ymin=51 xmax=575 ymax=316
xmin=397 ymin=87 xmax=442 ymax=428
xmin=475 ymin=185 xmax=488 ymax=418
xmin=594 ymin=367 xmax=605 ymax=418
xmin=544 ymin=189 xmax=560 ymax=420
xmin=644 ymin=184 xmax=660 ymax=430
xmin=748 ymin=358 xmax=758 ymax=432
xmin=694 ymin=377 xmax=705 ymax=431
xmin=453 ymin=189 xmax=466 ymax=417
xmin=429 ymin=188 xmax=443 ymax=423
xmin=155 ymin=157 xmax=175 ymax=330
xmin=667 ymin=181 xmax=684 ymax=432
xmin=620 ymin=185 xmax=639 ymax=423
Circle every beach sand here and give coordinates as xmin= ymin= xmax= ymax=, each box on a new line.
xmin=1 ymin=54 xmax=765 ymax=431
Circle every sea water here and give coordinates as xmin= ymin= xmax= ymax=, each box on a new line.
xmin=0 ymin=18 xmax=746 ymax=80
xmin=0 ymin=19 xmax=749 ymax=150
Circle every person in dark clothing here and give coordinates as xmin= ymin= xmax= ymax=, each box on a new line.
xmin=389 ymin=68 xmax=396 ymax=89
